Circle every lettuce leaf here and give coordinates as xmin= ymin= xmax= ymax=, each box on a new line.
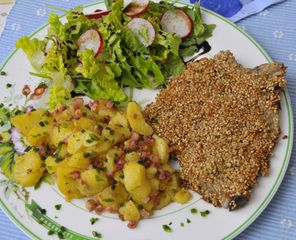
xmin=75 ymin=49 xmax=100 ymax=79
xmin=48 ymin=84 xmax=71 ymax=109
xmin=15 ymin=36 xmax=45 ymax=70
xmin=48 ymin=12 xmax=67 ymax=41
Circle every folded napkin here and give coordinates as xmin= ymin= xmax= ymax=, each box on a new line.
xmin=0 ymin=0 xmax=15 ymax=36
xmin=190 ymin=0 xmax=286 ymax=22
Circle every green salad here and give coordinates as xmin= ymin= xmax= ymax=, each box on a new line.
xmin=16 ymin=0 xmax=215 ymax=108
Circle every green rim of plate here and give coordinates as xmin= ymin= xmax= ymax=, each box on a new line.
xmin=0 ymin=1 xmax=293 ymax=240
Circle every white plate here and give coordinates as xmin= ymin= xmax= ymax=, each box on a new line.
xmin=0 ymin=1 xmax=293 ymax=240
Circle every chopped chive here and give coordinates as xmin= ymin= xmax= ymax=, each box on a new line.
xmin=180 ymin=222 xmax=184 ymax=227
xmin=47 ymin=230 xmax=55 ymax=235
xmin=162 ymin=224 xmax=172 ymax=233
xmin=186 ymin=218 xmax=191 ymax=224
xmin=191 ymin=208 xmax=198 ymax=214
xmin=55 ymin=204 xmax=62 ymax=210
xmin=6 ymin=83 xmax=12 ymax=88
xmin=95 ymin=175 xmax=102 ymax=182
xmin=102 ymin=198 xmax=114 ymax=202
xmin=57 ymin=232 xmax=64 ymax=239
xmin=90 ymin=217 xmax=99 ymax=225
xmin=40 ymin=208 xmax=47 ymax=215
xmin=84 ymin=152 xmax=91 ymax=158
xmin=0 ymin=71 xmax=6 ymax=76
xmin=200 ymin=210 xmax=210 ymax=217
xmin=92 ymin=231 xmax=102 ymax=238
xmin=169 ymin=222 xmax=172 ymax=226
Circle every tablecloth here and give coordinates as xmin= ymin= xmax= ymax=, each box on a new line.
xmin=0 ymin=0 xmax=295 ymax=239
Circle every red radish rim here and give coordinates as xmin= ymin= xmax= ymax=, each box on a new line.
xmin=85 ymin=10 xmax=111 ymax=19
xmin=160 ymin=8 xmax=193 ymax=39
xmin=124 ymin=0 xmax=150 ymax=17
xmin=77 ymin=29 xmax=104 ymax=58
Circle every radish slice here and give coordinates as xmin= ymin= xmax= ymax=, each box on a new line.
xmin=160 ymin=9 xmax=193 ymax=39
xmin=127 ymin=18 xmax=155 ymax=47
xmin=85 ymin=10 xmax=111 ymax=19
xmin=77 ymin=29 xmax=103 ymax=57
xmin=124 ymin=0 xmax=150 ymax=17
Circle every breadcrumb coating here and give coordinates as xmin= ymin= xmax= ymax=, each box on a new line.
xmin=144 ymin=51 xmax=286 ymax=209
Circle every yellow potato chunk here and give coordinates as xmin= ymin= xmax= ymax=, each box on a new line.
xmin=126 ymin=102 xmax=153 ymax=136
xmin=74 ymin=117 xmax=97 ymax=131
xmin=45 ymin=156 xmax=60 ymax=174
xmin=27 ymin=124 xmax=50 ymax=146
xmin=119 ymin=200 xmax=140 ymax=222
xmin=109 ymin=112 xmax=129 ymax=128
xmin=78 ymin=169 xmax=109 ymax=196
xmin=125 ymin=151 xmax=140 ymax=162
xmin=11 ymin=109 xmax=48 ymax=136
xmin=123 ymin=162 xmax=146 ymax=192
xmin=14 ymin=151 xmax=44 ymax=187
xmin=96 ymin=183 xmax=128 ymax=209
xmin=154 ymin=190 xmax=175 ymax=210
xmin=56 ymin=161 xmax=82 ymax=201
xmin=49 ymin=122 xmax=74 ymax=147
xmin=131 ymin=180 xmax=151 ymax=204
xmin=102 ymin=125 xmax=131 ymax=144
xmin=173 ymin=189 xmax=192 ymax=204
xmin=152 ymin=135 xmax=169 ymax=164
xmin=66 ymin=152 xmax=91 ymax=170
xmin=105 ymin=148 xmax=123 ymax=173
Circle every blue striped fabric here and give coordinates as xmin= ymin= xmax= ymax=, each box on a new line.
xmin=0 ymin=0 xmax=296 ymax=239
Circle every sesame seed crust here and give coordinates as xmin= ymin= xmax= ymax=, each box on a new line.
xmin=144 ymin=51 xmax=286 ymax=209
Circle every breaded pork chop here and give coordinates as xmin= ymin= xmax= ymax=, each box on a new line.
xmin=144 ymin=51 xmax=286 ymax=210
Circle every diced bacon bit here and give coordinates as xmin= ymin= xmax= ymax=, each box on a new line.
xmin=48 ymin=147 xmax=56 ymax=155
xmin=140 ymin=209 xmax=150 ymax=218
xmin=105 ymin=100 xmax=114 ymax=109
xmin=118 ymin=213 xmax=124 ymax=221
xmin=151 ymin=154 xmax=159 ymax=163
xmin=73 ymin=98 xmax=84 ymax=110
xmin=107 ymin=170 xmax=114 ymax=177
xmin=149 ymin=161 xmax=161 ymax=170
xmin=158 ymin=170 xmax=171 ymax=181
xmin=94 ymin=203 xmax=104 ymax=214
xmin=114 ymin=157 xmax=125 ymax=172
xmin=142 ymin=136 xmax=154 ymax=145
xmin=104 ymin=116 xmax=111 ymax=123
xmin=141 ymin=151 xmax=151 ymax=159
xmin=131 ymin=131 xmax=140 ymax=141
xmin=70 ymin=171 xmax=81 ymax=180
xmin=127 ymin=140 xmax=137 ymax=150
xmin=150 ymin=191 xmax=161 ymax=205
xmin=54 ymin=104 xmax=66 ymax=115
xmin=22 ymin=85 xmax=31 ymax=96
xmin=128 ymin=221 xmax=138 ymax=229
xmin=105 ymin=206 xmax=117 ymax=213
xmin=38 ymin=144 xmax=47 ymax=157
xmin=93 ymin=160 xmax=103 ymax=169
xmin=86 ymin=164 xmax=93 ymax=170
xmin=86 ymin=199 xmax=98 ymax=212
xmin=74 ymin=109 xmax=83 ymax=119
xmin=89 ymin=100 xmax=99 ymax=112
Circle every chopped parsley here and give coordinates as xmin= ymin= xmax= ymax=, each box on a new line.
xmin=6 ymin=83 xmax=12 ymax=88
xmin=55 ymin=204 xmax=62 ymax=210
xmin=95 ymin=175 xmax=102 ymax=182
xmin=90 ymin=217 xmax=99 ymax=225
xmin=186 ymin=218 xmax=191 ymax=224
xmin=180 ymin=222 xmax=184 ymax=227
xmin=102 ymin=198 xmax=114 ymax=202
xmin=47 ymin=230 xmax=55 ymax=235
xmin=191 ymin=208 xmax=198 ymax=214
xmin=0 ymin=71 xmax=6 ymax=76
xmin=162 ymin=224 xmax=172 ymax=233
xmin=200 ymin=210 xmax=210 ymax=217
xmin=92 ymin=231 xmax=102 ymax=238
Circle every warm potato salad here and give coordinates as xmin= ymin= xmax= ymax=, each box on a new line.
xmin=10 ymin=98 xmax=191 ymax=227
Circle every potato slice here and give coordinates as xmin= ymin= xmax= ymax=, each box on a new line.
xmin=119 ymin=200 xmax=140 ymax=222
xmin=14 ymin=151 xmax=44 ymax=187
xmin=78 ymin=169 xmax=109 ymax=196
xmin=152 ymin=135 xmax=169 ymax=164
xmin=123 ymin=162 xmax=146 ymax=192
xmin=126 ymin=102 xmax=153 ymax=136
xmin=11 ymin=109 xmax=48 ymax=136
